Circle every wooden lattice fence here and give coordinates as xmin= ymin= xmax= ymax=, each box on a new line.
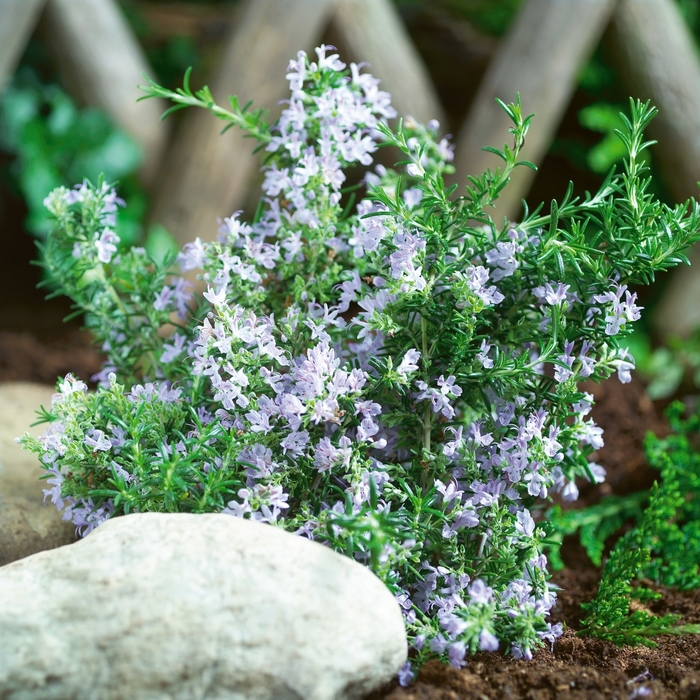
xmin=2 ymin=0 xmax=700 ymax=335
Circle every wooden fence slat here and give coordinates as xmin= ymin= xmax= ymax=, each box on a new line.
xmin=452 ymin=0 xmax=617 ymax=222
xmin=0 ymin=0 xmax=45 ymax=93
xmin=148 ymin=0 xmax=336 ymax=248
xmin=43 ymin=0 xmax=167 ymax=186
xmin=330 ymin=0 xmax=445 ymax=126
xmin=611 ymin=0 xmax=700 ymax=338
xmin=609 ymin=0 xmax=700 ymax=204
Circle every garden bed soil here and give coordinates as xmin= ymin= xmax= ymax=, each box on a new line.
xmin=2 ymin=329 xmax=699 ymax=699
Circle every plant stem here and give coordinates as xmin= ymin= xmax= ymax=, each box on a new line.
xmin=421 ymin=314 xmax=431 ymax=455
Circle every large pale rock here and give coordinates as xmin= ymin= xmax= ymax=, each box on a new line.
xmin=0 ymin=383 xmax=76 ymax=565
xmin=0 ymin=512 xmax=407 ymax=700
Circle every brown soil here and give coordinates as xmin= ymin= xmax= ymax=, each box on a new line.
xmin=2 ymin=323 xmax=699 ymax=698
xmin=376 ymin=625 xmax=700 ymax=699
xmin=0 ymin=330 xmax=101 ymax=386
xmin=0 ymin=186 xmax=102 ymax=388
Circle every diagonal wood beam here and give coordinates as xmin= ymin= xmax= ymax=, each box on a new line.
xmin=42 ymin=0 xmax=167 ymax=186
xmin=148 ymin=0 xmax=336 ymax=248
xmin=149 ymin=0 xmax=445 ymax=247
xmin=608 ymin=0 xmax=700 ymax=205
xmin=0 ymin=0 xmax=46 ymax=93
xmin=452 ymin=0 xmax=618 ymax=222
xmin=330 ymin=0 xmax=445 ymax=127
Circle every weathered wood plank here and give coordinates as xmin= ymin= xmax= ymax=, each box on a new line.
xmin=608 ymin=0 xmax=700 ymax=204
xmin=0 ymin=0 xmax=45 ymax=93
xmin=43 ymin=0 xmax=167 ymax=185
xmin=148 ymin=0 xmax=336 ymax=247
xmin=453 ymin=0 xmax=618 ymax=222
xmin=610 ymin=0 xmax=700 ymax=337
xmin=330 ymin=0 xmax=445 ymax=126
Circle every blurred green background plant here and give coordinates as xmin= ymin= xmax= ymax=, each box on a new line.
xmin=0 ymin=65 xmax=179 ymax=266
xmin=0 ymin=72 xmax=145 ymax=243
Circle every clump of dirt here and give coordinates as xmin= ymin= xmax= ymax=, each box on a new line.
xmin=378 ymin=627 xmax=700 ymax=699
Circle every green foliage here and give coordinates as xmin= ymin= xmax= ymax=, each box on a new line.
xmin=642 ymin=402 xmax=700 ymax=590
xmin=37 ymin=181 xmax=182 ymax=385
xmin=0 ymin=75 xmax=144 ymax=244
xmin=580 ymin=399 xmax=700 ymax=645
xmin=139 ymin=67 xmax=271 ymax=144
xmin=631 ymin=329 xmax=700 ymax=399
xmin=21 ymin=49 xmax=700 ymax=667
xmin=36 ymin=375 xmax=237 ymax=516
xmin=580 ymin=481 xmax=700 ymax=646
xmin=578 ymin=103 xmax=632 ymax=175
xmin=545 ymin=492 xmax=647 ymax=570
xmin=580 ymin=534 xmax=698 ymax=646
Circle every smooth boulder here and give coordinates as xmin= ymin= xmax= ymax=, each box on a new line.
xmin=0 ymin=512 xmax=407 ymax=700
xmin=0 ymin=383 xmax=76 ymax=565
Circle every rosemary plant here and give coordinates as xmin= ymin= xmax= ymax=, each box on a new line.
xmin=19 ymin=46 xmax=700 ymax=680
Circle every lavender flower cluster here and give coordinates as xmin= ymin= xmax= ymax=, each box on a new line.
xmin=21 ymin=46 xmax=697 ymax=681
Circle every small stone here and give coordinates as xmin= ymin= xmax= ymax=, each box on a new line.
xmin=0 ymin=512 xmax=407 ymax=700
xmin=0 ymin=383 xmax=76 ymax=565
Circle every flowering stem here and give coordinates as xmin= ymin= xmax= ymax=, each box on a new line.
xmin=98 ymin=268 xmax=130 ymax=319
xmin=421 ymin=314 xmax=431 ymax=456
xmin=138 ymin=70 xmax=271 ymax=144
